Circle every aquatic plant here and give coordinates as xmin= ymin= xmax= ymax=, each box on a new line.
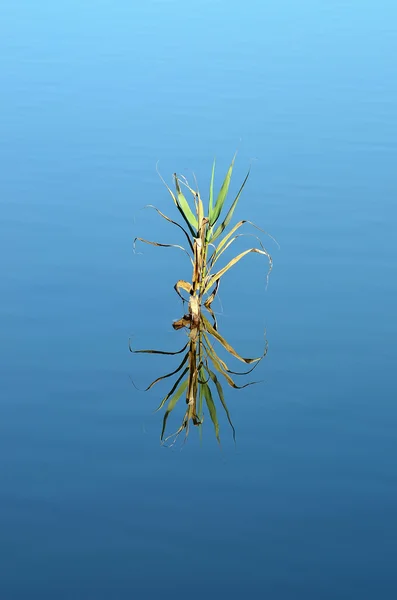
xmin=132 ymin=156 xmax=274 ymax=445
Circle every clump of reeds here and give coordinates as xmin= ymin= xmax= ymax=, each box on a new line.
xmin=132 ymin=155 xmax=274 ymax=445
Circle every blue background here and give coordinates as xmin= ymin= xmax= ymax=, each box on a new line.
xmin=1 ymin=1 xmax=396 ymax=598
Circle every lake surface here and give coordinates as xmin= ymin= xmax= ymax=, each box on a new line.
xmin=1 ymin=1 xmax=396 ymax=598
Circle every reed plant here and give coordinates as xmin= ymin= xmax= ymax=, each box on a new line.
xmin=132 ymin=156 xmax=274 ymax=445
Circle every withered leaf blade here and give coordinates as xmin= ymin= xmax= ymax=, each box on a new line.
xmin=203 ymin=331 xmax=266 ymax=376
xmin=215 ymin=220 xmax=279 ymax=258
xmin=174 ymin=280 xmax=193 ymax=302
xmin=203 ymin=279 xmax=220 ymax=329
xmin=172 ymin=315 xmax=191 ymax=330
xmin=134 ymin=237 xmax=193 ymax=264
xmin=202 ymin=314 xmax=262 ymax=364
xmin=202 ymin=335 xmax=261 ymax=390
xmin=129 ymin=340 xmax=189 ymax=356
xmin=145 ymin=351 xmax=189 ymax=391
xmin=204 ymin=247 xmax=272 ymax=294
xmin=144 ymin=204 xmax=194 ymax=253
xmin=211 ymin=232 xmax=268 ymax=270
xmin=203 ymin=279 xmax=220 ymax=309
xmin=156 ymin=164 xmax=197 ymax=238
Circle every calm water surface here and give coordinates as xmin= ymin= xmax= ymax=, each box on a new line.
xmin=1 ymin=1 xmax=396 ymax=598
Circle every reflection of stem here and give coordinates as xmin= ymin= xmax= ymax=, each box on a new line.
xmin=185 ymin=216 xmax=209 ymax=431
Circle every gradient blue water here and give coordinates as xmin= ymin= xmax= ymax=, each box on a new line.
xmin=1 ymin=1 xmax=397 ymax=598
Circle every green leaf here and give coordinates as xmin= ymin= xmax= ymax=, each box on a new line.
xmin=155 ymin=367 xmax=189 ymax=412
xmin=156 ymin=165 xmax=197 ymax=237
xmin=205 ymin=366 xmax=236 ymax=442
xmin=210 ymin=154 xmax=236 ymax=227
xmin=174 ymin=175 xmax=198 ymax=232
xmin=202 ymin=382 xmax=220 ymax=443
xmin=210 ymin=167 xmax=250 ymax=243
xmin=129 ymin=340 xmax=189 ymax=356
xmin=161 ymin=378 xmax=188 ymax=440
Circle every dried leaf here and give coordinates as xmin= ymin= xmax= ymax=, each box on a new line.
xmin=134 ymin=237 xmax=193 ymax=265
xmin=129 ymin=339 xmax=189 ymax=356
xmin=174 ymin=280 xmax=193 ymax=302
xmin=210 ymin=154 xmax=236 ymax=227
xmin=144 ymin=205 xmax=194 ymax=253
xmin=202 ymin=314 xmax=262 ymax=364
xmin=145 ymin=351 xmax=189 ymax=391
xmin=204 ymin=247 xmax=272 ymax=294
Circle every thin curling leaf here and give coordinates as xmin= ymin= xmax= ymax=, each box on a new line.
xmin=211 ymin=233 xmax=268 ymax=270
xmin=203 ymin=329 xmax=266 ymax=376
xmin=144 ymin=351 xmax=189 ymax=391
xmin=202 ymin=331 xmax=229 ymax=371
xmin=204 ymin=247 xmax=272 ymax=294
xmin=161 ymin=378 xmax=188 ymax=440
xmin=203 ymin=279 xmax=220 ymax=329
xmin=156 ymin=368 xmax=189 ymax=412
xmin=156 ymin=165 xmax=196 ymax=237
xmin=210 ymin=154 xmax=236 ymax=227
xmin=129 ymin=340 xmax=189 ymax=356
xmin=178 ymin=175 xmax=198 ymax=199
xmin=215 ymin=220 xmax=280 ymax=258
xmin=202 ymin=338 xmax=243 ymax=389
xmin=144 ymin=205 xmax=194 ymax=253
xmin=208 ymin=158 xmax=216 ymax=222
xmin=202 ymin=314 xmax=262 ymax=364
xmin=210 ymin=167 xmax=250 ymax=243
xmin=197 ymin=361 xmax=211 ymax=385
xmin=210 ymin=220 xmax=251 ymax=265
xmin=203 ymin=337 xmax=260 ymax=390
xmin=208 ymin=218 xmax=274 ymax=269
xmin=204 ymin=279 xmax=220 ymax=309
xmin=174 ymin=174 xmax=198 ymax=232
xmin=133 ymin=237 xmax=193 ymax=265
xmin=202 ymin=382 xmax=220 ymax=443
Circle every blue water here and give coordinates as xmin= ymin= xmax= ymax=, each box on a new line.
xmin=1 ymin=1 xmax=397 ymax=598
